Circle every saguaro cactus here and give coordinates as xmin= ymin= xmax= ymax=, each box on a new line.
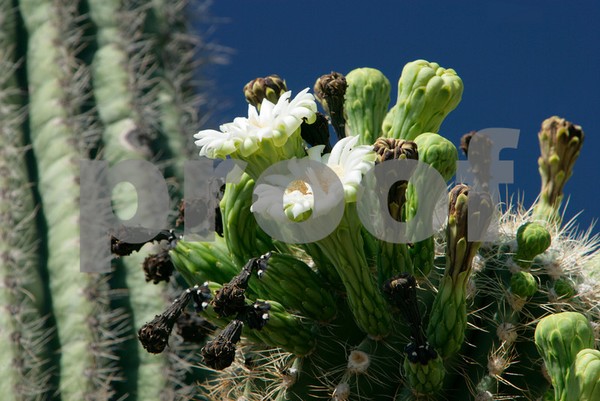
xmin=157 ymin=61 xmax=599 ymax=401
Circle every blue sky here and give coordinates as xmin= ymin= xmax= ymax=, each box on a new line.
xmin=203 ymin=0 xmax=600 ymax=234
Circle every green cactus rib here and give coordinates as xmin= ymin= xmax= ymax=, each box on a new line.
xmin=313 ymin=204 xmax=392 ymax=337
xmin=87 ymin=0 xmax=195 ymax=398
xmin=18 ymin=1 xmax=129 ymax=399
xmin=344 ymin=67 xmax=391 ymax=145
xmin=147 ymin=0 xmax=204 ymax=163
xmin=0 ymin=7 xmax=53 ymax=397
xmin=384 ymin=60 xmax=463 ymax=141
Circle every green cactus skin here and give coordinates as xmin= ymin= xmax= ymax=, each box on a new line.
xmin=17 ymin=1 xmax=130 ymax=398
xmin=515 ymin=222 xmax=552 ymax=268
xmin=344 ymin=67 xmax=391 ymax=145
xmin=573 ymin=349 xmax=600 ymax=401
xmin=535 ymin=312 xmax=595 ymax=401
xmin=385 ymin=60 xmax=463 ymax=141
xmin=0 ymin=5 xmax=53 ymax=397
xmin=87 ymin=0 xmax=216 ymax=397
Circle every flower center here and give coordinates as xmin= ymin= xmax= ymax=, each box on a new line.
xmin=286 ymin=179 xmax=312 ymax=195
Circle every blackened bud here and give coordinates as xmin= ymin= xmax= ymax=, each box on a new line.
xmin=373 ymin=138 xmax=418 ymax=163
xmin=143 ymin=249 xmax=174 ymax=284
xmin=314 ymin=72 xmax=347 ymax=140
xmin=301 ymin=112 xmax=331 ymax=152
xmin=176 ymin=312 xmax=215 ymax=343
xmin=138 ymin=289 xmax=192 ymax=353
xmin=244 ymin=301 xmax=271 ymax=330
xmin=201 ymin=319 xmax=244 ymax=370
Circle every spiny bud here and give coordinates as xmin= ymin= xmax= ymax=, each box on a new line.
xmin=510 ymin=271 xmax=538 ymax=298
xmin=244 ymin=301 xmax=271 ymax=330
xmin=373 ymin=137 xmax=418 ymax=163
xmin=143 ymin=248 xmax=174 ymax=284
xmin=176 ymin=313 xmax=215 ymax=343
xmin=300 ymin=112 xmax=331 ymax=152
xmin=373 ymin=138 xmax=418 ymax=220
xmin=314 ymin=72 xmax=347 ymax=140
xmin=460 ymin=131 xmax=476 ymax=156
xmin=243 ymin=75 xmax=287 ymax=109
xmin=201 ymin=319 xmax=244 ymax=370
xmin=138 ymin=288 xmax=193 ymax=353
xmin=534 ymin=116 xmax=585 ymax=225
xmin=515 ymin=222 xmax=551 ymax=268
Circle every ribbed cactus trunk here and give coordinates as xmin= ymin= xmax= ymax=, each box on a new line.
xmin=0 ymin=0 xmax=216 ymax=399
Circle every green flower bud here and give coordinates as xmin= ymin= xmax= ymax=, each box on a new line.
xmin=574 ymin=349 xmax=600 ymax=401
xmin=413 ymin=132 xmax=458 ymax=182
xmin=427 ymin=185 xmax=493 ymax=359
xmin=243 ymin=75 xmax=287 ymax=109
xmin=515 ymin=222 xmax=551 ymax=268
xmin=386 ymin=59 xmax=463 ymax=141
xmin=533 ymin=116 xmax=585 ymax=226
xmin=535 ymin=312 xmax=595 ymax=401
xmin=314 ymin=71 xmax=347 ymax=140
xmin=344 ymin=67 xmax=391 ymax=145
xmin=510 ymin=271 xmax=538 ymax=298
xmin=554 ymin=278 xmax=577 ymax=299
xmin=403 ymin=351 xmax=445 ymax=395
